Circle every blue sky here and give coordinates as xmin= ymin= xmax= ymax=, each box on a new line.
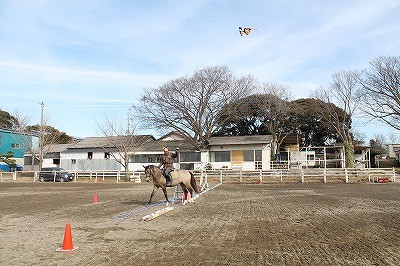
xmin=0 ymin=0 xmax=399 ymax=142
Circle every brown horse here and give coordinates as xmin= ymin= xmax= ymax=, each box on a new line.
xmin=143 ymin=165 xmax=199 ymax=204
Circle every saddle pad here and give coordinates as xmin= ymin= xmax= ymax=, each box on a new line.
xmin=171 ymin=171 xmax=179 ymax=179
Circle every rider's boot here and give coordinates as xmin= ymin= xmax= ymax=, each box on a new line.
xmin=166 ymin=173 xmax=172 ymax=187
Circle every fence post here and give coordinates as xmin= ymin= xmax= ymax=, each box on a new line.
xmin=345 ymin=169 xmax=349 ymax=183
xmin=280 ymin=170 xmax=283 ymax=183
xmin=200 ymin=171 xmax=204 ymax=187
xmin=240 ymin=170 xmax=242 ymax=183
xmin=33 ymin=171 xmax=37 ymax=182
xmin=301 ymin=169 xmax=304 ymax=183
xmin=13 ymin=171 xmax=17 ymax=181
xmin=368 ymin=168 xmax=371 ymax=183
xmin=392 ymin=167 xmax=396 ymax=183
xmin=220 ymin=170 xmax=223 ymax=183
xmin=323 ymin=168 xmax=326 ymax=183
xmin=259 ymin=170 xmax=263 ymax=184
xmin=117 ymin=171 xmax=120 ymax=183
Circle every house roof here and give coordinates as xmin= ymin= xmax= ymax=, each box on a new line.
xmin=208 ymin=135 xmax=272 ymax=146
xmin=44 ymin=143 xmax=74 ymax=153
xmin=26 ymin=143 xmax=75 ymax=155
xmin=136 ymin=139 xmax=196 ymax=152
xmin=157 ymin=131 xmax=186 ymax=141
xmin=0 ymin=127 xmax=40 ymax=137
xmin=67 ymin=135 xmax=155 ymax=149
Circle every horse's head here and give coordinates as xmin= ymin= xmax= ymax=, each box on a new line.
xmin=143 ymin=165 xmax=153 ymax=182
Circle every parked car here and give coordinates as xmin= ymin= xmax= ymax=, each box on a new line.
xmin=39 ymin=167 xmax=74 ymax=182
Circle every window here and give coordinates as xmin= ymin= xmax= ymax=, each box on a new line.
xmin=53 ymin=159 xmax=60 ymax=165
xmin=307 ymin=154 xmax=315 ymax=160
xmin=130 ymin=155 xmax=140 ymax=163
xmin=130 ymin=154 xmax=161 ymax=163
xmin=88 ymin=152 xmax=93 ymax=160
xmin=211 ymin=151 xmax=230 ymax=162
xmin=180 ymin=152 xmax=200 ymax=162
xmin=11 ymin=143 xmax=20 ymax=149
xmin=243 ymin=150 xmax=254 ymax=161
xmin=255 ymin=150 xmax=262 ymax=161
xmin=104 ymin=152 xmax=110 ymax=159
xmin=71 ymin=159 xmax=76 ymax=165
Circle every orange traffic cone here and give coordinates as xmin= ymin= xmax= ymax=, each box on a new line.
xmin=93 ymin=192 xmax=98 ymax=204
xmin=56 ymin=224 xmax=79 ymax=252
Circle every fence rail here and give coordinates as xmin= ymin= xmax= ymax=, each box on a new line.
xmin=0 ymin=170 xmax=142 ymax=183
xmin=1 ymin=168 xmax=396 ymax=184
xmin=194 ymin=168 xmax=396 ymax=184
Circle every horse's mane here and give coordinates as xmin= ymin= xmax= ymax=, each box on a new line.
xmin=147 ymin=165 xmax=160 ymax=171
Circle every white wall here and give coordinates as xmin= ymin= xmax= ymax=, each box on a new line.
xmin=58 ymin=143 xmax=272 ymax=171
xmin=207 ymin=143 xmax=271 ymax=170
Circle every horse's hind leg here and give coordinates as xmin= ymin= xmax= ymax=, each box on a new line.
xmin=180 ymin=183 xmax=187 ymax=194
xmin=188 ymin=187 xmax=194 ymax=199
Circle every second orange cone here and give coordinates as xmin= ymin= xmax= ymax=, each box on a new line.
xmin=93 ymin=192 xmax=98 ymax=204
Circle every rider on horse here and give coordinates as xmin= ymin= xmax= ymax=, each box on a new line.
xmin=158 ymin=146 xmax=179 ymax=187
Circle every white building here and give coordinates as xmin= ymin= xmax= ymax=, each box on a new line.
xmin=24 ymin=132 xmax=365 ymax=172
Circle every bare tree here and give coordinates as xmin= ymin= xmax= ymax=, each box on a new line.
xmin=13 ymin=108 xmax=73 ymax=170
xmin=255 ymin=83 xmax=294 ymax=159
xmin=132 ymin=66 xmax=256 ymax=148
xmin=387 ymin=132 xmax=400 ymax=144
xmin=97 ymin=116 xmax=153 ymax=180
xmin=352 ymin=129 xmax=366 ymax=146
xmin=371 ymin=133 xmax=387 ymax=154
xmin=11 ymin=110 xmax=30 ymax=130
xmin=360 ymin=56 xmax=400 ymax=130
xmin=315 ymin=70 xmax=362 ymax=168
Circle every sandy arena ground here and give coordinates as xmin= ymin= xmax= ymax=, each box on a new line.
xmin=1 ymin=181 xmax=399 ymax=266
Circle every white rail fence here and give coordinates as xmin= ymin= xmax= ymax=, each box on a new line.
xmin=0 ymin=170 xmax=142 ymax=183
xmin=1 ymin=168 xmax=396 ymax=184
xmin=195 ymin=168 xmax=396 ymax=184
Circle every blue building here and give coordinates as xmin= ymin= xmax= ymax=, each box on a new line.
xmin=0 ymin=128 xmax=39 ymax=166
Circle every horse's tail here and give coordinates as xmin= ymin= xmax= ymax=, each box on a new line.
xmin=190 ymin=171 xmax=199 ymax=193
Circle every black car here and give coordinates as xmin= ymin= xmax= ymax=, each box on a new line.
xmin=39 ymin=167 xmax=74 ymax=182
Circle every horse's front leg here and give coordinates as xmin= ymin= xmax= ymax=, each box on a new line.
xmin=161 ymin=186 xmax=170 ymax=203
xmin=148 ymin=186 xmax=158 ymax=204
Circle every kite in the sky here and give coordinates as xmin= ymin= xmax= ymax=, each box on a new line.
xmin=239 ymin=27 xmax=257 ymax=36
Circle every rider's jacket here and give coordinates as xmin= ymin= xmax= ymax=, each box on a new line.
xmin=158 ymin=150 xmax=178 ymax=170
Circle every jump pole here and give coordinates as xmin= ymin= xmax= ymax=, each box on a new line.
xmin=141 ymin=206 xmax=174 ymax=222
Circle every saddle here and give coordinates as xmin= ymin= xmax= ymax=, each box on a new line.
xmin=163 ymin=170 xmax=178 ymax=180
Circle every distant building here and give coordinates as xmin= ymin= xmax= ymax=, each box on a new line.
xmin=21 ymin=131 xmax=375 ymax=171
xmin=387 ymin=144 xmax=400 ymax=158
xmin=0 ymin=128 xmax=39 ymax=166
xmin=23 ymin=144 xmax=74 ymax=171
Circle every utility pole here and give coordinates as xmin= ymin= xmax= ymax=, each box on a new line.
xmin=39 ymin=102 xmax=44 ymax=170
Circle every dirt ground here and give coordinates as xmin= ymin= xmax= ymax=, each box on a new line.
xmin=1 ymin=181 xmax=399 ymax=266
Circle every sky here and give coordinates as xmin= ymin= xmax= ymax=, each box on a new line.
xmin=0 ymin=0 xmax=399 ymax=143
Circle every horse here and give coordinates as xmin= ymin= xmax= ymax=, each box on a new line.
xmin=143 ymin=165 xmax=199 ymax=204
